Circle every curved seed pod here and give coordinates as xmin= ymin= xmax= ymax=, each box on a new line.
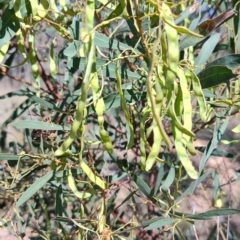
xmin=177 ymin=67 xmax=196 ymax=155
xmin=67 ymin=170 xmax=92 ymax=199
xmin=190 ymin=70 xmax=208 ymax=122
xmin=146 ymin=34 xmax=173 ymax=151
xmin=80 ymin=159 xmax=107 ymax=190
xmin=162 ymin=2 xmax=179 ymax=88
xmin=140 ymin=107 xmax=151 ymax=170
xmin=145 ymin=121 xmax=163 ymax=171
xmin=173 ymin=124 xmax=198 ymax=179
xmin=91 ymin=72 xmax=113 ymax=153
xmin=167 ymin=81 xmax=194 ymax=137
xmin=145 ymin=74 xmax=164 ymax=171
xmin=55 ymin=0 xmax=95 ymax=156
xmin=115 ymin=60 xmax=134 ymax=149
xmin=98 ymin=199 xmax=106 ymax=234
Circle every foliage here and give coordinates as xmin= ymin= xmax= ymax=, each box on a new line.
xmin=0 ymin=0 xmax=240 ymax=239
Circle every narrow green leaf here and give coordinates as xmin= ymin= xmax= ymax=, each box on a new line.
xmin=177 ymin=171 xmax=211 ymax=201
xmin=16 ymin=170 xmax=54 ymax=208
xmin=199 ymin=112 xmax=230 ymax=174
xmin=174 ymin=2 xmax=200 ymax=25
xmin=161 ymin=165 xmax=175 ymax=191
xmin=29 ymin=96 xmax=63 ymax=112
xmin=0 ymin=90 xmax=30 ymax=99
xmin=184 ymin=208 xmax=240 ymax=220
xmin=0 ymin=153 xmax=29 ymax=161
xmin=154 ymin=165 xmax=164 ymax=195
xmin=11 ymin=120 xmax=70 ymax=131
xmin=132 ymin=174 xmax=151 ymax=199
xmin=144 ymin=218 xmax=178 ymax=230
xmin=179 ymin=34 xmax=207 ymax=51
xmin=207 ymin=54 xmax=240 ymax=70
xmin=198 ymin=66 xmax=236 ymax=89
xmin=194 ymin=33 xmax=221 ymax=74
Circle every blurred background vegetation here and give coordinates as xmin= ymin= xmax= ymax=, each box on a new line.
xmin=1 ymin=0 xmax=240 ymax=239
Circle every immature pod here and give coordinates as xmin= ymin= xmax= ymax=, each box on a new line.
xmin=79 ymin=160 xmax=107 ymax=190
xmin=67 ymin=170 xmax=92 ymax=199
xmin=145 ymin=71 xmax=165 ymax=171
xmin=98 ymin=199 xmax=106 ymax=234
xmin=99 ymin=127 xmax=113 ymax=152
xmin=190 ymin=70 xmax=208 ymax=122
xmin=115 ymin=60 xmax=134 ymax=149
xmin=167 ymin=81 xmax=194 ymax=138
xmin=176 ymin=67 xmax=196 ymax=155
xmin=139 ymin=107 xmax=151 ymax=170
xmin=28 ymin=34 xmax=39 ymax=82
xmin=162 ymin=2 xmax=179 ymax=88
xmin=145 ymin=121 xmax=163 ymax=171
xmin=146 ymin=33 xmax=173 ymax=151
xmin=173 ymin=124 xmax=198 ymax=179
xmin=55 ymin=0 xmax=95 ymax=156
